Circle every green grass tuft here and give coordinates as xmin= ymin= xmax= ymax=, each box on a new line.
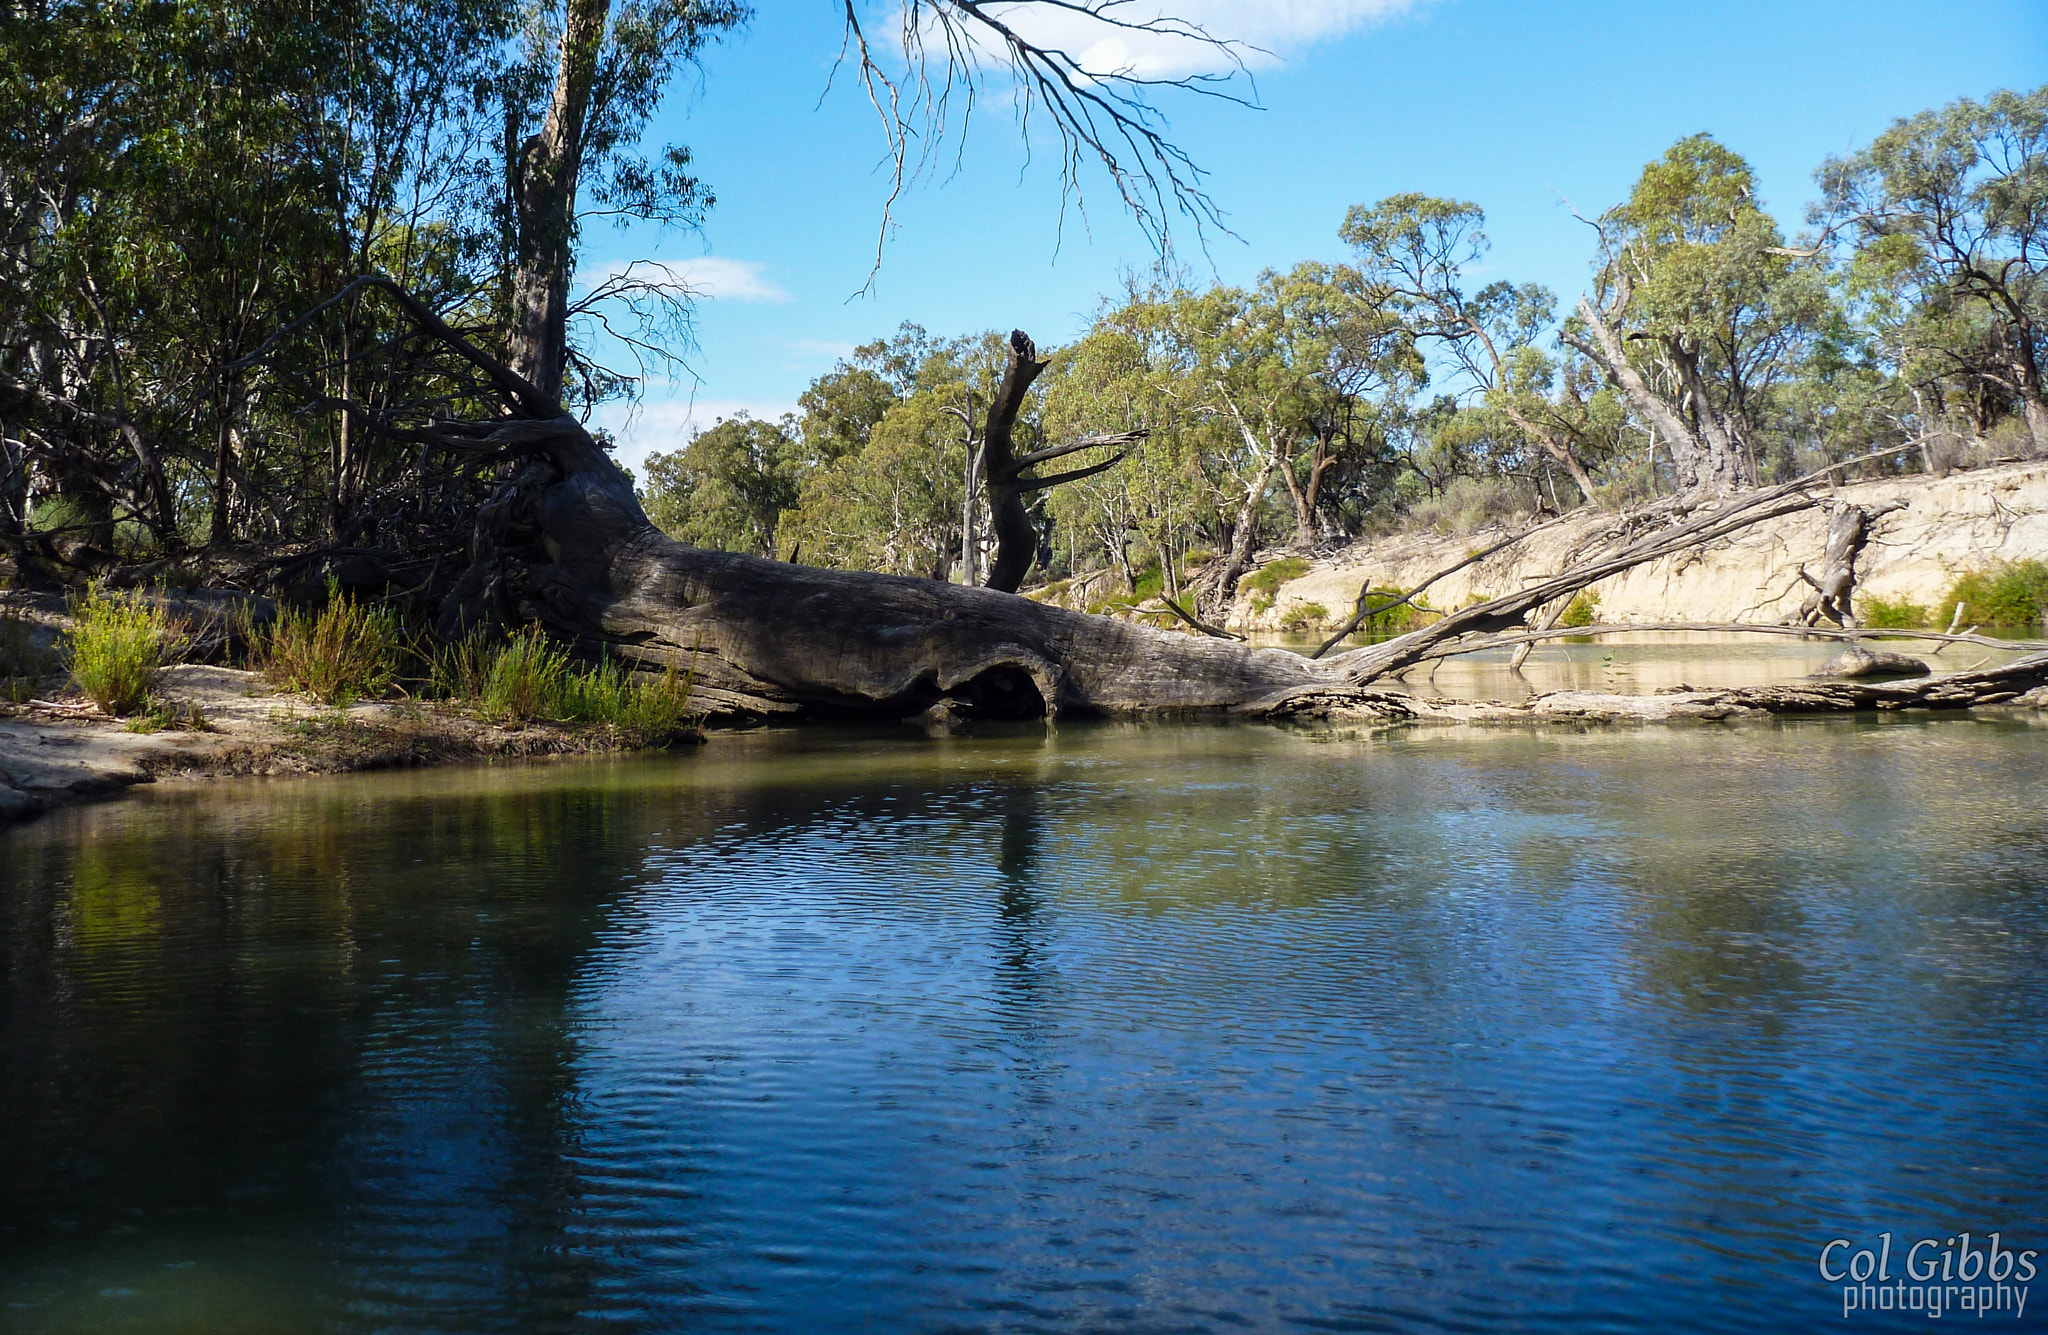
xmin=1560 ymin=589 xmax=1600 ymax=629
xmin=1861 ymin=594 xmax=1929 ymax=629
xmin=1240 ymin=556 xmax=1311 ymax=599
xmin=1356 ymin=586 xmax=1431 ymax=635
xmin=474 ymin=625 xmax=696 ymax=744
xmin=1279 ymin=601 xmax=1330 ymax=631
xmin=253 ymin=584 xmax=405 ymax=706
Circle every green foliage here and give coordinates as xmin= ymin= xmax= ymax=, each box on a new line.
xmin=254 ymin=587 xmax=405 ymax=707
xmin=1560 ymin=589 xmax=1600 ymax=628
xmin=1240 ymin=557 xmax=1312 ymax=598
xmin=67 ymin=589 xmax=170 ymax=717
xmin=121 ymin=700 xmax=211 ymax=734
xmin=427 ymin=630 xmax=497 ymax=702
xmin=640 ymin=414 xmax=801 ymax=556
xmin=479 ymin=626 xmax=574 ymax=722
xmin=1861 ymin=595 xmax=1930 ymax=629
xmin=476 ymin=626 xmax=696 ymax=744
xmin=1819 ymin=88 xmax=2047 ymax=463
xmin=1943 ymin=561 xmax=2048 ymax=627
xmin=1357 ymin=587 xmax=1431 ymax=634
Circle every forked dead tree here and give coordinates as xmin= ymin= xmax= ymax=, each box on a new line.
xmin=977 ymin=331 xmax=1136 ymax=593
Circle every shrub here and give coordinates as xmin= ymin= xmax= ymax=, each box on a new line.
xmin=1861 ymin=594 xmax=1929 ymax=629
xmin=427 ymin=629 xmax=497 ymax=702
xmin=1279 ymin=601 xmax=1329 ymax=632
xmin=1560 ymin=589 xmax=1600 ymax=628
xmin=1240 ymin=556 xmax=1312 ymax=599
xmin=67 ymin=588 xmax=169 ymax=716
xmin=255 ymin=585 xmax=405 ymax=706
xmin=1942 ymin=560 xmax=2048 ymax=628
xmin=569 ymin=659 xmax=697 ymax=745
xmin=479 ymin=624 xmax=574 ymax=722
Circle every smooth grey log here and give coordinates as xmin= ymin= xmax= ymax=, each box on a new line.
xmin=1811 ymin=647 xmax=1931 ymax=679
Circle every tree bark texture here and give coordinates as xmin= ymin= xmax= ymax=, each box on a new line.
xmin=977 ymin=331 xmax=1133 ymax=594
xmin=1790 ymin=499 xmax=1904 ymax=627
xmin=506 ymin=0 xmax=609 ymax=404
xmin=979 ymin=331 xmax=1050 ymax=593
xmin=1570 ymin=296 xmax=1751 ymax=497
xmin=432 ymin=409 xmax=1319 ymax=722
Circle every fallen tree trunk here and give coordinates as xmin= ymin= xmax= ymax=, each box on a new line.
xmin=431 ymin=415 xmax=1320 ymax=722
xmin=282 ymin=280 xmax=2041 ymax=726
xmin=1374 ymin=620 xmax=2048 ymax=668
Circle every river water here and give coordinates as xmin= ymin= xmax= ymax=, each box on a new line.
xmin=4 ymin=717 xmax=2047 ymax=1332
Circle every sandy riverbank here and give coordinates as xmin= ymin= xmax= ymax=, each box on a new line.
xmin=0 ymin=664 xmax=693 ymax=826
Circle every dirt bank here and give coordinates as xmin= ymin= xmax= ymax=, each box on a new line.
xmin=1232 ymin=462 xmax=2048 ymax=632
xmin=0 ymin=664 xmax=693 ymax=826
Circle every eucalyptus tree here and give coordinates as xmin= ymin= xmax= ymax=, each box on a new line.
xmin=1263 ymin=261 xmax=1418 ymax=545
xmin=775 ymin=327 xmax=1009 ymax=579
xmin=1341 ymin=194 xmax=1605 ymax=505
xmin=638 ymin=412 xmax=798 ymax=556
xmin=1040 ymin=311 xmax=1209 ymax=595
xmin=1816 ymin=87 xmax=2048 ymax=455
xmin=1563 ymin=135 xmax=1830 ymax=495
xmin=501 ymin=0 xmax=744 ymax=404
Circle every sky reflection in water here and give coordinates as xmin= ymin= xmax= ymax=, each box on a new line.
xmin=3 ymin=717 xmax=2046 ymax=1332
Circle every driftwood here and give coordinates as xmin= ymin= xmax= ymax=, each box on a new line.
xmin=1355 ymin=620 xmax=2047 ymax=670
xmin=1241 ymin=651 xmax=2048 ymax=725
xmin=1811 ymin=647 xmax=1930 ymax=679
xmin=1790 ymin=498 xmax=1907 ymax=626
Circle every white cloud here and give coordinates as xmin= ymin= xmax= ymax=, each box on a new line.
xmin=909 ymin=0 xmax=1428 ymax=81
xmin=587 ymin=396 xmax=801 ymax=476
xmin=577 ymin=256 xmax=790 ymax=304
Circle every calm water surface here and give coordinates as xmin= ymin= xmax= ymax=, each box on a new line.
xmin=3 ymin=718 xmax=2047 ymax=1333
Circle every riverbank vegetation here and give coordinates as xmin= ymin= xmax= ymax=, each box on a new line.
xmin=636 ymin=95 xmax=2048 ymax=616
xmin=4 ymin=0 xmax=2044 ymax=724
xmin=15 ymin=587 xmax=699 ymax=746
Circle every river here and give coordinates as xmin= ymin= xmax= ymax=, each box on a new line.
xmin=3 ymin=716 xmax=2046 ymax=1332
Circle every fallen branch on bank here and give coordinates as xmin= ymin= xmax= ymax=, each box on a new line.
xmin=1239 ymin=650 xmax=2048 ymax=725
xmin=1324 ymin=446 xmax=1928 ymax=685
xmin=1378 ymin=620 xmax=2048 ymax=669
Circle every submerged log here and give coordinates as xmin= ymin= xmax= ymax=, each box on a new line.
xmin=1241 ymin=651 xmax=2048 ymax=725
xmin=1810 ymin=647 xmax=1931 ymax=679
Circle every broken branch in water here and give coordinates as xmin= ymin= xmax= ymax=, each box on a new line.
xmin=1384 ymin=620 xmax=2047 ymax=669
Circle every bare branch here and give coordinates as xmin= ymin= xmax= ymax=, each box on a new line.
xmin=837 ymin=0 xmax=1258 ymax=287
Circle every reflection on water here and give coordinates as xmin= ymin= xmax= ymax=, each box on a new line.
xmin=1254 ymin=629 xmax=2041 ymax=699
xmin=3 ymin=720 xmax=2046 ymax=1332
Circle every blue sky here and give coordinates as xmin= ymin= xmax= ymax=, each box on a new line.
xmin=584 ymin=0 xmax=2046 ymax=470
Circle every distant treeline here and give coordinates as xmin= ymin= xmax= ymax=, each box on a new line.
xmin=645 ymin=92 xmax=2047 ymax=594
xmin=2 ymin=2 xmax=2040 ymax=601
